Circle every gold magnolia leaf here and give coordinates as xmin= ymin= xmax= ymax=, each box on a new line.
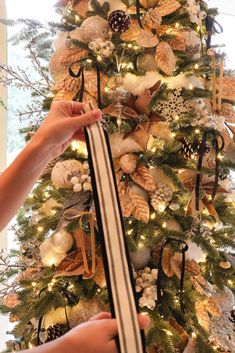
xmin=137 ymin=30 xmax=159 ymax=48
xmin=128 ymin=188 xmax=150 ymax=223
xmin=157 ymin=0 xmax=181 ymax=17
xmin=131 ymin=164 xmax=156 ymax=192
xmin=120 ymin=153 xmax=138 ymax=174
xmin=168 ymin=31 xmax=186 ymax=51
xmin=155 ymin=42 xmax=176 ymax=76
xmin=162 ymin=247 xmax=175 ymax=277
xmin=135 ymin=89 xmax=152 ymax=114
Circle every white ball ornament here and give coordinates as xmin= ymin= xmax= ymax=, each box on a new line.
xmin=51 ymin=159 xmax=83 ymax=190
xmin=130 ymin=244 xmax=151 ymax=270
xmin=73 ymin=183 xmax=83 ymax=193
xmin=40 ymin=239 xmax=67 ymax=267
xmin=51 ymin=229 xmax=74 ymax=254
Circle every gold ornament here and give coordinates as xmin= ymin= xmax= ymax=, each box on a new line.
xmin=69 ymin=298 xmax=108 ymax=327
xmin=140 ymin=0 xmax=159 ymax=9
xmin=155 ymin=42 xmax=176 ymax=76
xmin=137 ymin=52 xmax=158 ymax=72
xmin=220 ymin=261 xmax=232 ymax=269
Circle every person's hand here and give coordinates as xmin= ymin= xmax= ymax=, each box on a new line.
xmin=31 ymin=101 xmax=101 ymax=162
xmin=56 ymin=312 xmax=150 ymax=353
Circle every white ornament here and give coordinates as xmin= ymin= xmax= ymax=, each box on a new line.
xmin=186 ymin=0 xmax=206 ymax=27
xmin=40 ymin=239 xmax=67 ymax=267
xmin=186 ymin=240 xmax=207 ymax=263
xmin=73 ymin=183 xmax=83 ymax=193
xmin=51 ymin=229 xmax=74 ymax=254
xmin=51 ymin=159 xmax=83 ymax=190
xmin=130 ymin=244 xmax=151 ymax=270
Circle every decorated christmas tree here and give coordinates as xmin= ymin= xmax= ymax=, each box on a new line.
xmin=1 ymin=0 xmax=235 ymax=352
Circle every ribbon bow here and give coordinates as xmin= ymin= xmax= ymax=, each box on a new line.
xmin=55 ymin=210 xmax=96 ymax=278
xmin=205 ymin=15 xmax=223 ymax=49
xmin=157 ymin=238 xmax=188 ymax=313
xmin=69 ymin=60 xmax=102 ymax=109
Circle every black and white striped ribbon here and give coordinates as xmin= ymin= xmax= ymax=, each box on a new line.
xmin=85 ymin=122 xmax=146 ymax=353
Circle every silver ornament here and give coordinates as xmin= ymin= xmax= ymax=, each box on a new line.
xmin=130 ymin=244 xmax=151 ymax=270
xmin=107 ymin=86 xmax=131 ymax=104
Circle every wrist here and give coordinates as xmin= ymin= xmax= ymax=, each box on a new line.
xmin=26 ymin=135 xmax=51 ymax=169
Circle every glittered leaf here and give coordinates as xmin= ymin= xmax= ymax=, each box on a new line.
xmin=155 ymin=42 xmax=176 ymax=76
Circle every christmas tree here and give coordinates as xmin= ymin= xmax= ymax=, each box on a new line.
xmin=1 ymin=0 xmax=235 ymax=352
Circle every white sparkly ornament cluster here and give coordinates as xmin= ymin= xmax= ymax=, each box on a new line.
xmin=193 ymin=113 xmax=225 ymax=132
xmin=134 ymin=267 xmax=158 ymax=310
xmin=70 ymin=162 xmax=92 ymax=193
xmin=89 ymin=38 xmax=115 ymax=58
xmin=186 ymin=0 xmax=206 ymax=26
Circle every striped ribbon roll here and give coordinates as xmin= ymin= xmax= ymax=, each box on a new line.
xmin=84 ymin=119 xmax=146 ymax=353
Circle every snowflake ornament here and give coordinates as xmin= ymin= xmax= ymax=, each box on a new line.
xmin=186 ymin=0 xmax=207 ymax=27
xmin=155 ymin=88 xmax=191 ymax=122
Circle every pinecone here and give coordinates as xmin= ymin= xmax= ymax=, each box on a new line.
xmin=151 ymin=184 xmax=173 ymax=212
xmin=180 ymin=137 xmax=210 ymax=161
xmin=108 ymin=10 xmax=131 ymax=34
xmin=46 ymin=324 xmax=68 ymax=342
xmin=218 ymin=167 xmax=228 ymax=181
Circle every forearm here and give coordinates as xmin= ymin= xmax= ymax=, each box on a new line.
xmin=0 ymin=138 xmax=51 ymax=231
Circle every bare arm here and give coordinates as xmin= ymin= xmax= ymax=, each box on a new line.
xmin=19 ymin=313 xmax=149 ymax=353
xmin=0 ymin=101 xmax=101 ymax=231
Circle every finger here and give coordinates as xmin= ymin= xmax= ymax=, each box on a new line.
xmin=89 ymin=312 xmax=112 ymax=321
xmin=52 ymin=101 xmax=84 ymax=116
xmin=67 ymin=109 xmax=102 ymax=130
xmin=71 ymin=101 xmax=85 ymax=114
xmin=138 ymin=314 xmax=150 ymax=329
xmin=100 ymin=319 xmax=118 ymax=337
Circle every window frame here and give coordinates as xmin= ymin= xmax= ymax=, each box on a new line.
xmin=0 ymin=1 xmax=9 ymax=347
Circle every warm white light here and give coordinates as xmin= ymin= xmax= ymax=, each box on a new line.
xmin=37 ymin=226 xmax=44 ymax=233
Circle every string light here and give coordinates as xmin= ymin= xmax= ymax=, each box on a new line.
xmin=151 ymin=212 xmax=156 ymax=220
xmin=165 ymin=330 xmax=173 ymax=336
xmin=195 ymin=129 xmax=200 ymax=134
xmin=37 ymin=226 xmax=44 ymax=233
xmin=192 ymin=332 xmax=197 ymax=338
xmin=127 ymin=229 xmax=134 ymax=235
xmin=228 ymin=280 xmax=234 ymax=286
xmin=194 ymin=63 xmax=199 ymax=70
xmin=97 ymin=288 xmax=101 ymax=294
xmin=175 ymin=22 xmax=180 ymax=28
xmin=69 ymin=284 xmax=75 ymax=290
xmin=97 ymin=55 xmax=102 ymax=62
xmin=171 ymin=133 xmax=176 ymax=138
xmin=28 ymin=343 xmax=34 ymax=349
xmin=174 ymin=115 xmax=179 ymax=121
xmin=75 ymin=14 xmax=80 ymax=22
xmin=31 ymin=282 xmax=37 ymax=287
xmin=127 ymin=43 xmax=133 ymax=48
xmin=162 ymin=222 xmax=167 ymax=229
xmin=128 ymin=220 xmax=133 ymax=225
xmin=140 ymin=235 xmax=146 ymax=241
xmin=218 ymin=153 xmax=224 ymax=160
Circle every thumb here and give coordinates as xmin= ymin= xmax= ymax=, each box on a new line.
xmin=102 ymin=314 xmax=150 ymax=338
